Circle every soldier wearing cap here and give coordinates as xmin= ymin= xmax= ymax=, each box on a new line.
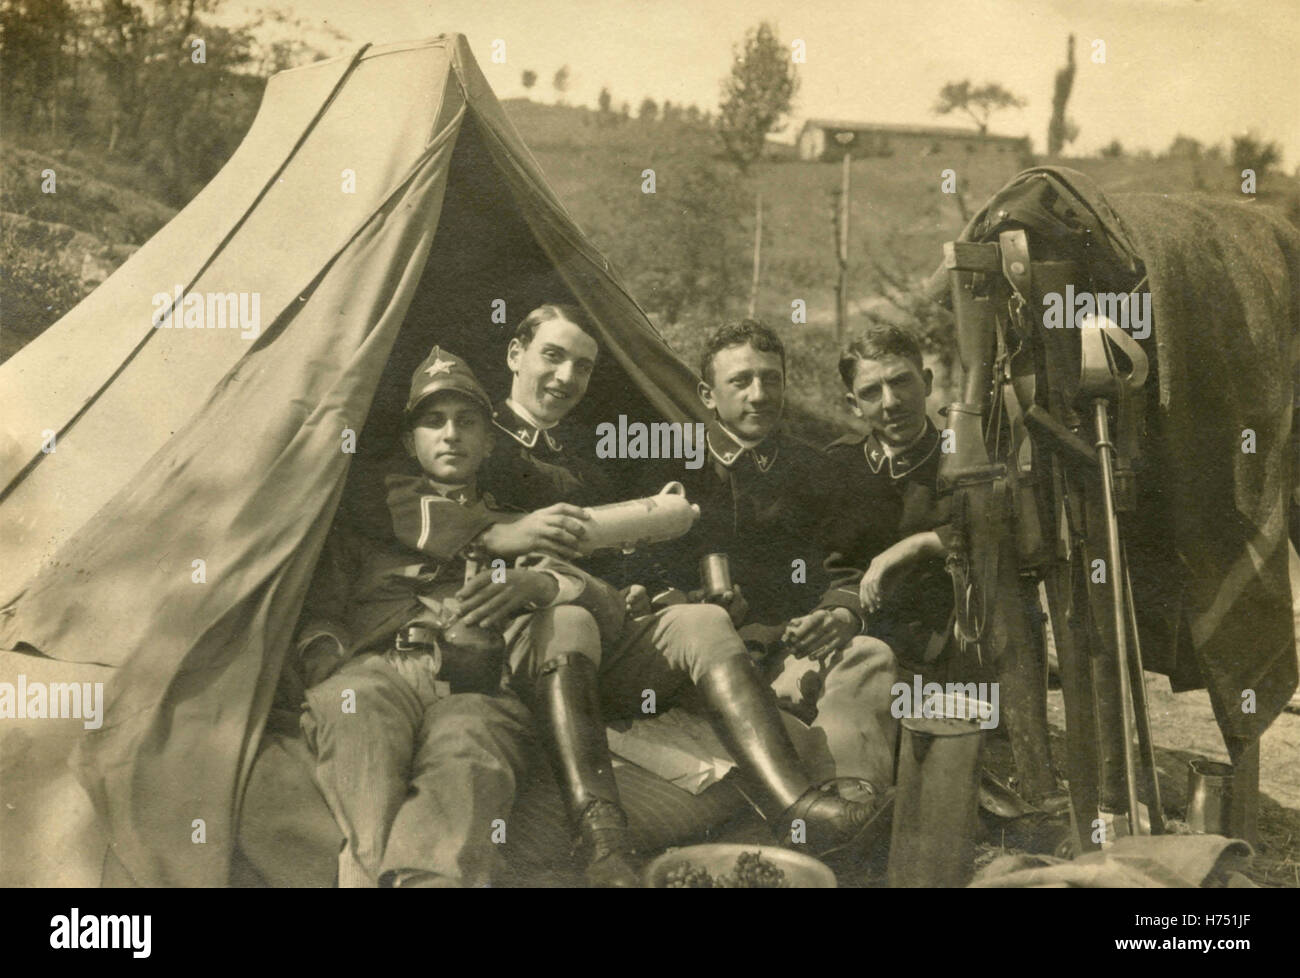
xmin=299 ymin=345 xmax=633 ymax=887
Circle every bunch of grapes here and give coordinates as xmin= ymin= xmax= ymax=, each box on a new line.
xmin=714 ymin=851 xmax=787 ymax=888
xmin=663 ymin=851 xmax=788 ymax=888
xmin=663 ymin=861 xmax=714 ymax=888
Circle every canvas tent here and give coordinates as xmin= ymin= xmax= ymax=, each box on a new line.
xmin=0 ymin=35 xmax=718 ymax=886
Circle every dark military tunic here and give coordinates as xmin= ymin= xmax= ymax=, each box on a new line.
xmin=479 ymin=400 xmax=607 ymax=511
xmin=645 ymin=421 xmax=899 ymax=635
xmin=823 ymin=419 xmax=955 ymax=666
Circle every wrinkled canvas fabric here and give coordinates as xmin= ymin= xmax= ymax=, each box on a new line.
xmin=0 ymin=36 xmax=704 ymax=886
xmin=970 ymin=835 xmax=1255 ymax=888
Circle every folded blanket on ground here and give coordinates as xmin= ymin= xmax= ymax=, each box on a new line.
xmin=970 ymin=834 xmax=1255 ymax=888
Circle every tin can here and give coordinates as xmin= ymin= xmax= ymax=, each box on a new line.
xmin=699 ymin=553 xmax=733 ymax=601
xmin=888 ymin=693 xmax=988 ymax=888
xmin=1186 ymin=758 xmax=1234 ymax=836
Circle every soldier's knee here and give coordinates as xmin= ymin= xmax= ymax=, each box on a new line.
xmin=666 ymin=601 xmax=734 ymax=636
xmin=437 ymin=691 xmax=529 ymax=725
xmin=821 ymin=636 xmax=903 ymax=703
xmin=660 ymin=603 xmax=745 ymax=672
xmin=430 ymin=693 xmax=533 ymax=765
xmin=839 ymin=635 xmax=898 ymax=670
xmin=538 ymin=605 xmax=602 ymax=665
xmin=305 ymin=660 xmax=392 ymax=715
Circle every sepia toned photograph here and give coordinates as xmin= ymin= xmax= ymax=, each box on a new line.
xmin=1 ymin=0 xmax=1298 ymax=925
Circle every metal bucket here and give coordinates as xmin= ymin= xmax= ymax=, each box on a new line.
xmin=1186 ymin=758 xmax=1234 ymax=835
xmin=888 ymin=694 xmax=988 ymax=887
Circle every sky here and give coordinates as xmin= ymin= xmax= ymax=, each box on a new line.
xmin=239 ymin=0 xmax=1300 ymax=166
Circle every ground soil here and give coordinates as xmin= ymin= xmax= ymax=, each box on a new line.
xmin=969 ymin=677 xmax=1300 ymax=889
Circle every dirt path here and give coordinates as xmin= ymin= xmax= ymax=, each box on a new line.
xmin=1043 ymin=678 xmax=1300 ymax=887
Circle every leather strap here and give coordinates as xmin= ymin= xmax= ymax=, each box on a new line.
xmin=999 ymin=229 xmax=1033 ymax=310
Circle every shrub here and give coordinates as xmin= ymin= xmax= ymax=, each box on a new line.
xmin=0 ymin=222 xmax=89 ymax=359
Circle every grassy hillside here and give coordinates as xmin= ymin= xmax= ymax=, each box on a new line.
xmin=0 ymin=142 xmax=178 ymax=358
xmin=5 ymin=95 xmax=1298 ymax=438
xmin=503 ymin=98 xmax=1300 ymax=439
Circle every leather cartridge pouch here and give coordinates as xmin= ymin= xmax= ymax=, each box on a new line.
xmin=395 ymin=619 xmax=507 ymax=695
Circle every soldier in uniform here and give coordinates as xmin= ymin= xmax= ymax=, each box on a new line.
xmin=643 ymin=320 xmax=905 ymax=791
xmin=478 ymin=304 xmax=608 ymax=515
xmin=299 ymin=346 xmax=627 ymax=887
xmin=825 ymin=324 xmax=956 ymax=674
xmin=475 ymin=304 xmax=891 ymax=866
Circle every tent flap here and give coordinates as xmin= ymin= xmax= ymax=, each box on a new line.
xmin=0 ymin=34 xmax=700 ymax=886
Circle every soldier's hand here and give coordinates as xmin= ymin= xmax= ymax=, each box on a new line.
xmin=783 ymin=608 xmax=858 ymax=660
xmin=456 ymin=569 xmax=559 ymax=629
xmin=299 ymin=633 xmax=347 ymax=688
xmin=859 ymin=548 xmax=905 ymax=614
xmin=622 ymin=583 xmax=653 ymax=618
xmin=479 ymin=504 xmax=591 ymax=560
xmin=860 ymin=532 xmax=944 ymax=613
xmin=714 ymin=584 xmax=749 ymax=627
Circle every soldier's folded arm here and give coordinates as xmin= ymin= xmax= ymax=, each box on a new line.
xmin=812 ymin=549 xmax=869 ymax=632
xmin=808 ymin=472 xmax=906 ymax=626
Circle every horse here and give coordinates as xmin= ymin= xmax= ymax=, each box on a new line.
xmin=921 ymin=166 xmax=1300 ymax=851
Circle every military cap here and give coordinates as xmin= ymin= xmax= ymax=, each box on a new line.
xmin=406 ymin=346 xmax=493 ymax=419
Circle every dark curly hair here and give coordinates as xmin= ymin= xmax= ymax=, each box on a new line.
xmin=837 ymin=324 xmax=924 ymax=390
xmin=700 ymin=319 xmax=785 ymax=385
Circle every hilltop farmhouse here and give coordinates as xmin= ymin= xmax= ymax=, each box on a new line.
xmin=796 ymin=118 xmax=1030 ymax=162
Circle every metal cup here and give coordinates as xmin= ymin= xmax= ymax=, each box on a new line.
xmin=699 ymin=553 xmax=733 ymax=602
xmin=1186 ymin=758 xmax=1234 ymax=836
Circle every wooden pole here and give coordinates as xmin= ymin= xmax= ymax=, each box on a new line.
xmin=953 ymin=180 xmax=970 ymax=224
xmin=748 ymin=191 xmax=763 ymax=318
xmin=836 ymin=151 xmax=851 ymax=344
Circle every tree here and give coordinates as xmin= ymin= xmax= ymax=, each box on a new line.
xmin=597 ymin=85 xmax=613 ymax=126
xmin=1046 ymin=34 xmax=1079 ymax=156
xmin=638 ymin=96 xmax=658 ymax=123
xmin=521 ymin=68 xmax=537 ymax=90
xmin=0 ymin=0 xmax=80 ymax=136
xmin=1232 ymin=132 xmax=1281 ymax=176
xmin=717 ymin=21 xmax=798 ymax=172
xmin=1166 ymin=134 xmax=1202 ymax=160
xmin=1099 ymin=139 xmax=1124 ymax=159
xmin=933 ymin=79 xmax=1026 ymax=136
xmin=552 ymin=64 xmax=569 ymax=102
xmin=620 ymin=159 xmax=748 ymax=324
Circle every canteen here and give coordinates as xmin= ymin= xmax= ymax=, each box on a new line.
xmin=578 ymin=482 xmax=700 ymax=555
xmin=436 ymin=620 xmax=508 ymax=695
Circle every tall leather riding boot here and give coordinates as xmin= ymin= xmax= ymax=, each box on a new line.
xmin=697 ymin=654 xmax=892 ymax=860
xmin=535 ymin=653 xmax=640 ymax=888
